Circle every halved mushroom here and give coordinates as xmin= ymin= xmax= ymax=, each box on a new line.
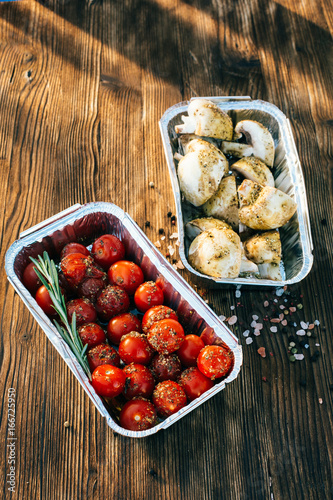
xmin=185 ymin=217 xmax=231 ymax=240
xmin=175 ymin=99 xmax=233 ymax=140
xmin=238 ymin=179 xmax=297 ymax=230
xmin=221 ymin=120 xmax=275 ymax=167
xmin=202 ymin=175 xmax=239 ymax=229
xmin=231 ymin=156 xmax=275 ymax=187
xmin=177 ymin=139 xmax=229 ymax=207
xmin=244 ymin=230 xmax=282 ymax=264
xmin=188 ymin=227 xmax=242 ymax=278
xmin=239 ymin=243 xmax=259 ymax=275
xmin=178 ymin=134 xmax=219 ymax=154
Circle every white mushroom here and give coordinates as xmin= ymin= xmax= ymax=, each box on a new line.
xmin=221 ymin=120 xmax=275 ymax=167
xmin=244 ymin=230 xmax=282 ymax=264
xmin=185 ymin=217 xmax=231 ymax=239
xmin=175 ymin=99 xmax=233 ymax=140
xmin=239 ymin=243 xmax=259 ymax=275
xmin=178 ymin=134 xmax=219 ymax=153
xmin=231 ymin=157 xmax=275 ymax=187
xmin=188 ymin=227 xmax=242 ymax=278
xmin=202 ymin=175 xmax=239 ymax=229
xmin=177 ymin=139 xmax=229 ymax=207
xmin=238 ymin=179 xmax=297 ymax=230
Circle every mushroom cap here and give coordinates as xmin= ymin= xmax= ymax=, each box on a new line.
xmin=188 ymin=227 xmax=242 ymax=278
xmin=177 ymin=139 xmax=229 ymax=207
xmin=221 ymin=142 xmax=254 ymax=158
xmin=185 ymin=217 xmax=231 ymax=240
xmin=175 ymin=99 xmax=233 ymax=140
xmin=234 ymin=120 xmax=275 ymax=167
xmin=244 ymin=230 xmax=282 ymax=264
xmin=231 ymin=156 xmax=275 ymax=187
xmin=202 ymin=175 xmax=239 ymax=229
xmin=238 ymin=179 xmax=297 ymax=230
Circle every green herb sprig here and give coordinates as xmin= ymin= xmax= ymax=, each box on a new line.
xmin=30 ymin=251 xmax=92 ymax=380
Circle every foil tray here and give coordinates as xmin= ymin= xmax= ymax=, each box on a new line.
xmin=5 ymin=202 xmax=242 ymax=438
xmin=159 ymin=96 xmax=314 ymax=288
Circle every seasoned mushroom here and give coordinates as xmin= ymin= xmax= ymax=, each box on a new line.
xmin=188 ymin=227 xmax=242 ymax=279
xmin=177 ymin=139 xmax=229 ymax=207
xmin=231 ymin=157 xmax=275 ymax=187
xmin=202 ymin=175 xmax=239 ymax=229
xmin=239 ymin=243 xmax=259 ymax=275
xmin=238 ymin=179 xmax=297 ymax=230
xmin=221 ymin=120 xmax=275 ymax=167
xmin=175 ymin=99 xmax=233 ymax=140
xmin=244 ymin=230 xmax=282 ymax=281
xmin=185 ymin=217 xmax=231 ymax=240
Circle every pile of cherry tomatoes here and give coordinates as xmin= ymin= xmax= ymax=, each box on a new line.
xmin=22 ymin=234 xmax=234 ymax=432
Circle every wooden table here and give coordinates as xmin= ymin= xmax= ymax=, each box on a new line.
xmin=1 ymin=1 xmax=332 ymax=498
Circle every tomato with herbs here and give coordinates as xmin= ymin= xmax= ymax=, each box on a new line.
xmin=147 ymin=318 xmax=185 ymax=354
xmin=91 ymin=364 xmax=126 ymax=398
xmin=22 ymin=262 xmax=42 ymax=294
xmin=152 ymin=380 xmax=187 ymax=417
xmin=134 ymin=281 xmax=164 ymax=313
xmin=66 ymin=298 xmax=97 ymax=326
xmin=91 ymin=234 xmax=125 ymax=270
xmin=122 ymin=363 xmax=155 ymax=400
xmin=87 ymin=343 xmax=121 ymax=372
xmin=150 ymin=353 xmax=182 ymax=382
xmin=177 ymin=334 xmax=205 ymax=367
xmin=60 ymin=243 xmax=90 ymax=260
xmin=197 ymin=345 xmax=234 ymax=380
xmin=107 ymin=260 xmax=144 ymax=295
xmin=35 ymin=285 xmax=56 ymax=316
xmin=106 ymin=312 xmax=141 ymax=345
xmin=141 ymin=305 xmax=178 ymax=333
xmin=119 ymin=399 xmax=157 ymax=431
xmin=61 ymin=253 xmax=106 ymax=288
xmin=179 ymin=367 xmax=214 ymax=402
xmin=77 ymin=322 xmax=106 ymax=349
xmin=118 ymin=332 xmax=154 ymax=365
xmin=95 ymin=285 xmax=130 ymax=322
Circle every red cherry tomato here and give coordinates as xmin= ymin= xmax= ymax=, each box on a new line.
xmin=87 ymin=343 xmax=120 ymax=372
xmin=119 ymin=399 xmax=157 ymax=431
xmin=91 ymin=234 xmax=125 ymax=270
xmin=141 ymin=305 xmax=178 ymax=333
xmin=22 ymin=262 xmax=42 ymax=294
xmin=95 ymin=285 xmax=130 ymax=322
xmin=197 ymin=345 xmax=234 ymax=380
xmin=134 ymin=281 xmax=164 ymax=313
xmin=152 ymin=380 xmax=187 ymax=417
xmin=91 ymin=364 xmax=126 ymax=398
xmin=150 ymin=353 xmax=182 ymax=382
xmin=77 ymin=323 xmax=106 ymax=349
xmin=118 ymin=332 xmax=154 ymax=365
xmin=77 ymin=276 xmax=107 ymax=303
xmin=35 ymin=285 xmax=56 ymax=316
xmin=66 ymin=298 xmax=97 ymax=326
xmin=108 ymin=260 xmax=144 ymax=295
xmin=179 ymin=367 xmax=214 ymax=402
xmin=106 ymin=312 xmax=141 ymax=345
xmin=177 ymin=334 xmax=205 ymax=367
xmin=60 ymin=243 xmax=90 ymax=260
xmin=122 ymin=363 xmax=155 ymax=400
xmin=61 ymin=253 xmax=105 ymax=288
xmin=147 ymin=319 xmax=185 ymax=354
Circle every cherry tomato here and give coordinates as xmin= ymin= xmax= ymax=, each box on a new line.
xmin=106 ymin=312 xmax=141 ymax=345
xmin=119 ymin=399 xmax=157 ymax=431
xmin=150 ymin=353 xmax=182 ymax=382
xmin=77 ymin=322 xmax=106 ymax=349
xmin=61 ymin=253 xmax=106 ymax=288
xmin=122 ymin=363 xmax=155 ymax=400
xmin=147 ymin=318 xmax=185 ymax=354
xmin=66 ymin=298 xmax=97 ymax=326
xmin=22 ymin=262 xmax=42 ymax=294
xmin=35 ymin=285 xmax=56 ymax=316
xmin=91 ymin=364 xmax=126 ymax=398
xmin=87 ymin=343 xmax=121 ymax=372
xmin=77 ymin=276 xmax=107 ymax=303
xmin=118 ymin=332 xmax=154 ymax=365
xmin=95 ymin=285 xmax=130 ymax=322
xmin=91 ymin=234 xmax=125 ymax=270
xmin=141 ymin=305 xmax=178 ymax=333
xmin=152 ymin=381 xmax=187 ymax=417
xmin=134 ymin=281 xmax=164 ymax=313
xmin=107 ymin=260 xmax=144 ymax=295
xmin=60 ymin=243 xmax=90 ymax=260
xmin=197 ymin=345 xmax=234 ymax=380
xmin=179 ymin=367 xmax=214 ymax=402
xmin=177 ymin=334 xmax=205 ymax=367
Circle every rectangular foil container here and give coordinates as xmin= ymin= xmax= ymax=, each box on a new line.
xmin=5 ymin=202 xmax=242 ymax=438
xmin=159 ymin=97 xmax=314 ymax=288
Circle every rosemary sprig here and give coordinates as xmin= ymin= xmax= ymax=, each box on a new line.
xmin=30 ymin=251 xmax=92 ymax=380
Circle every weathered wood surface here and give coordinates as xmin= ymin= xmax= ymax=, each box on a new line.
xmin=0 ymin=1 xmax=332 ymax=499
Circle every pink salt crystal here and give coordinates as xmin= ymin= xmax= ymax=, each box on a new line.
xmin=279 ymin=305 xmax=285 ymax=310
xmin=279 ymin=313 xmax=284 ymax=320
xmin=308 ymin=324 xmax=315 ymax=330
xmin=257 ymin=347 xmax=266 ymax=358
xmin=289 ymin=307 xmax=297 ymax=313
xmin=251 ymin=320 xmax=257 ymax=328
xmin=264 ymin=301 xmax=269 ymax=308
xmin=281 ymin=320 xmax=288 ymax=326
xmin=270 ymin=326 xmax=278 ymax=333
xmin=319 ymin=398 xmax=323 ymax=405
xmin=228 ymin=315 xmax=238 ymax=325
xmin=270 ymin=318 xmax=281 ymax=323
xmin=256 ymin=323 xmax=263 ymax=330
xmin=254 ymin=330 xmax=261 ymax=336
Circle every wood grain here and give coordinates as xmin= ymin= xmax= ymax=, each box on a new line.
xmin=0 ymin=1 xmax=332 ymax=499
